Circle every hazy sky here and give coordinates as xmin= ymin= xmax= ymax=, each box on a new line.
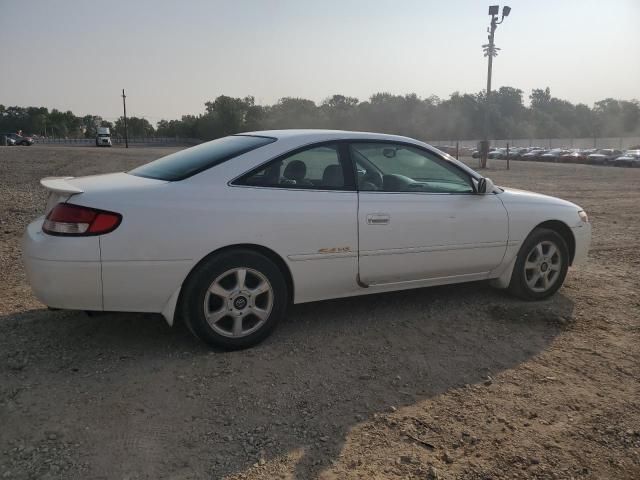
xmin=1 ymin=0 xmax=638 ymax=123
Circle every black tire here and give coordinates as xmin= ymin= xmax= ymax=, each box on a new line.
xmin=508 ymin=228 xmax=569 ymax=300
xmin=179 ymin=249 xmax=288 ymax=350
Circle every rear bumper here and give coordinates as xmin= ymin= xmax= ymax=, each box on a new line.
xmin=571 ymin=223 xmax=591 ymax=266
xmin=22 ymin=217 xmax=188 ymax=319
xmin=23 ymin=257 xmax=103 ymax=310
xmin=22 ymin=218 xmax=103 ymax=310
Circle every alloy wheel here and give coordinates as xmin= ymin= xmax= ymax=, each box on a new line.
xmin=524 ymin=240 xmax=563 ymax=293
xmin=203 ymin=267 xmax=273 ymax=338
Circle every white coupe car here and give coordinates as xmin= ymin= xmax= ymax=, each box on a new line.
xmin=23 ymin=130 xmax=591 ymax=349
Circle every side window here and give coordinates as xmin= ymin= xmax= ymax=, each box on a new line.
xmin=236 ymin=143 xmax=349 ymax=190
xmin=351 ymin=143 xmax=474 ymax=194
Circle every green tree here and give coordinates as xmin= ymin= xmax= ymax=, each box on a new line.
xmin=113 ymin=116 xmax=154 ymax=137
xmin=81 ymin=115 xmax=103 ymax=138
xmin=264 ymin=97 xmax=322 ymax=130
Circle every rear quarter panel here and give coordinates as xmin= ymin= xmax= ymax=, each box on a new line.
xmin=78 ymin=179 xmax=359 ymax=313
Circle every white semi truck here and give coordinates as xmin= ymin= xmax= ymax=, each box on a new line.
xmin=96 ymin=127 xmax=112 ymax=147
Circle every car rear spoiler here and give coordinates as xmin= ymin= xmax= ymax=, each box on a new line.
xmin=40 ymin=177 xmax=84 ymax=194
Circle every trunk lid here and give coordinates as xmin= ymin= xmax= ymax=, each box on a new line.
xmin=41 ymin=172 xmax=167 ymax=214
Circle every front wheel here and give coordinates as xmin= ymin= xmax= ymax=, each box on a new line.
xmin=508 ymin=228 xmax=569 ymax=300
xmin=179 ymin=249 xmax=288 ymax=350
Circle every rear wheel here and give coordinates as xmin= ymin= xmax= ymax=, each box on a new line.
xmin=179 ymin=249 xmax=288 ymax=349
xmin=508 ymin=228 xmax=569 ymax=300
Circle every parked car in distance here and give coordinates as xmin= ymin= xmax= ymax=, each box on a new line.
xmin=459 ymin=146 xmax=474 ymax=156
xmin=587 ymin=149 xmax=623 ymax=165
xmin=1 ymin=133 xmax=33 ymax=146
xmin=540 ymin=149 xmax=569 ymax=162
xmin=23 ymin=130 xmax=591 ymax=349
xmin=561 ymin=149 xmax=587 ymax=163
xmin=1 ymin=134 xmax=16 ymax=146
xmin=487 ymin=148 xmax=505 ymax=159
xmin=507 ymin=147 xmax=529 ymax=159
xmin=522 ymin=149 xmax=547 ymax=161
xmin=613 ymin=149 xmax=640 ymax=167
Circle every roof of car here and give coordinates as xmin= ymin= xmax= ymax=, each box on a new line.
xmin=240 ymin=129 xmax=420 ymax=144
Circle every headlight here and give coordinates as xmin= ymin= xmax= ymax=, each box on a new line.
xmin=578 ymin=210 xmax=589 ymax=223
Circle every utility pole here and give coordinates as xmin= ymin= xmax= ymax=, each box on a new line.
xmin=480 ymin=5 xmax=510 ymax=168
xmin=122 ymin=89 xmax=129 ymax=148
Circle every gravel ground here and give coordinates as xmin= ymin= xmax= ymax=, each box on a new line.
xmin=0 ymin=145 xmax=639 ymax=479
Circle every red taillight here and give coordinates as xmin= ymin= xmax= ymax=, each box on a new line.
xmin=43 ymin=203 xmax=121 ymax=236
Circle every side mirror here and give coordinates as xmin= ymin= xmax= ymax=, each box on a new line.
xmin=477 ymin=177 xmax=495 ymax=194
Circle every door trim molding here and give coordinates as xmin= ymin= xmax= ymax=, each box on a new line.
xmin=287 ymin=251 xmax=357 ymax=261
xmin=366 ymin=271 xmax=489 ymax=288
xmin=360 ymin=241 xmax=510 ymax=257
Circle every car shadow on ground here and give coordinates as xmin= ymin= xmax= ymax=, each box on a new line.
xmin=0 ymin=282 xmax=574 ymax=479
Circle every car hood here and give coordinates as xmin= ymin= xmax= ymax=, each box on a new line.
xmin=498 ymin=187 xmax=582 ymax=211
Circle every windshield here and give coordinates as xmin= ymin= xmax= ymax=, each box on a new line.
xmin=129 ymin=135 xmax=276 ymax=181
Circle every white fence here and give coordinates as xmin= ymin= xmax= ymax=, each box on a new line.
xmin=430 ymin=136 xmax=640 ymax=150
xmin=33 ymin=137 xmax=201 ymax=146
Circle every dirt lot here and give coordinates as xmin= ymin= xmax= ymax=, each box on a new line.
xmin=1 ymin=145 xmax=639 ymax=480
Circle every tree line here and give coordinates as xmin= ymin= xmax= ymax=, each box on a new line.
xmin=0 ymin=106 xmax=154 ymax=139
xmin=2 ymin=87 xmax=639 ymax=142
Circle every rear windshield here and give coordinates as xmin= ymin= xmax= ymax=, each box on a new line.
xmin=129 ymin=135 xmax=276 ymax=181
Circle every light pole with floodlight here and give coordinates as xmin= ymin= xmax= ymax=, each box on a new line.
xmin=480 ymin=5 xmax=510 ymax=168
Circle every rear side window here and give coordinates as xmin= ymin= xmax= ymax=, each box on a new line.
xmin=129 ymin=135 xmax=276 ymax=181
xmin=234 ymin=143 xmax=353 ymax=190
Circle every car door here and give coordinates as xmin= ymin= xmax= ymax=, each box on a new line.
xmin=351 ymin=141 xmax=509 ymax=286
xmin=231 ymin=141 xmax=359 ymax=302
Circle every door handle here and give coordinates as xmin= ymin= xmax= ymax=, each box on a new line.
xmin=367 ymin=213 xmax=390 ymax=225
